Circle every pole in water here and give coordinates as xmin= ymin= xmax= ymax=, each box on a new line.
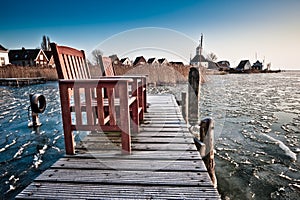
xmin=188 ymin=67 xmax=200 ymax=125
xmin=28 ymin=94 xmax=46 ymax=128
xmin=200 ymin=118 xmax=217 ymax=188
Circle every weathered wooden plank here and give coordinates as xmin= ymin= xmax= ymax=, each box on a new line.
xmin=135 ymin=136 xmax=195 ymax=143
xmin=17 ymin=183 xmax=220 ymax=199
xmin=140 ymin=123 xmax=188 ymax=128
xmin=147 ymin=108 xmax=179 ymax=111
xmin=142 ymin=119 xmax=184 ymax=124
xmin=132 ymin=143 xmax=197 ymax=151
xmin=80 ymin=131 xmax=194 ymax=139
xmin=35 ymin=169 xmax=213 ymax=186
xmin=71 ymin=150 xmax=202 ymax=160
xmin=145 ymin=113 xmax=181 ymax=117
xmin=143 ymin=117 xmax=185 ymax=121
xmin=76 ymin=142 xmax=197 ymax=151
xmin=137 ymin=131 xmax=192 ymax=138
xmin=80 ymin=135 xmax=193 ymax=144
xmin=51 ymin=158 xmax=207 ymax=171
xmin=141 ymin=127 xmax=189 ymax=132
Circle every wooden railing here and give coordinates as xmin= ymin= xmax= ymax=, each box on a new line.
xmin=51 ymin=43 xmax=146 ymax=155
xmin=59 ymin=78 xmax=135 ymax=155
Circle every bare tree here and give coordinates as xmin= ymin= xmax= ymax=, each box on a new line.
xmin=92 ymin=49 xmax=103 ymax=65
xmin=41 ymin=35 xmax=51 ymax=51
xmin=47 ymin=36 xmax=51 ymax=51
xmin=207 ymin=52 xmax=217 ymax=62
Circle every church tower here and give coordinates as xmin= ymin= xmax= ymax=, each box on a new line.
xmin=190 ymin=33 xmax=207 ymax=67
xmin=196 ymin=33 xmax=203 ymax=56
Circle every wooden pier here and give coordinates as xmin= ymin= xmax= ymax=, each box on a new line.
xmin=0 ymin=77 xmax=46 ymax=86
xmin=16 ymin=95 xmax=220 ymax=199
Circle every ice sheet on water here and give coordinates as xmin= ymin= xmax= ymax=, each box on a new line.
xmin=0 ymin=139 xmax=16 ymax=153
xmin=0 ymin=111 xmax=10 ymax=116
xmin=259 ymin=133 xmax=297 ymax=161
xmin=13 ymin=141 xmax=31 ymax=158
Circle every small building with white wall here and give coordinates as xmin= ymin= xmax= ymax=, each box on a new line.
xmin=236 ymin=60 xmax=252 ymax=71
xmin=0 ymin=44 xmax=9 ymax=66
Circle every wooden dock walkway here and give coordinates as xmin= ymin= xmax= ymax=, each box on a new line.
xmin=16 ymin=95 xmax=220 ymax=199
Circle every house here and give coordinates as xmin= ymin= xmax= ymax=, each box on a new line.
xmin=252 ymin=60 xmax=263 ymax=70
xmin=207 ymin=60 xmax=219 ymax=70
xmin=217 ymin=60 xmax=230 ymax=71
xmin=190 ymin=36 xmax=209 ymax=68
xmin=189 ymin=35 xmax=219 ymax=70
xmin=9 ymin=48 xmax=49 ymax=67
xmin=109 ymin=54 xmax=120 ymax=65
xmin=147 ymin=58 xmax=159 ymax=65
xmin=158 ymin=58 xmax=169 ymax=65
xmin=190 ymin=54 xmax=209 ymax=68
xmin=170 ymin=61 xmax=185 ymax=67
xmin=44 ymin=51 xmax=55 ymax=68
xmin=0 ymin=44 xmax=9 ymax=66
xmin=236 ymin=60 xmax=251 ymax=71
xmin=190 ymin=54 xmax=219 ymax=69
xmin=120 ymin=57 xmax=132 ymax=66
xmin=133 ymin=56 xmax=146 ymax=66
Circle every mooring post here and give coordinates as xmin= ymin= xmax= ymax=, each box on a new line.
xmin=181 ymin=92 xmax=187 ymax=122
xmin=188 ymin=67 xmax=200 ymax=126
xmin=200 ymin=118 xmax=217 ymax=188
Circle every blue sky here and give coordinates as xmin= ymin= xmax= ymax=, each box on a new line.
xmin=1 ymin=0 xmax=300 ymax=69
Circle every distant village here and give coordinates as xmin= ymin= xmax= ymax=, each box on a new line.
xmin=0 ymin=40 xmax=274 ymax=73
xmin=0 ymin=43 xmax=187 ymax=69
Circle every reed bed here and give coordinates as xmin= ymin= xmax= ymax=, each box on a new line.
xmin=0 ymin=65 xmax=58 ymax=80
xmin=0 ymin=64 xmax=206 ymax=84
xmin=113 ymin=64 xmax=191 ymax=85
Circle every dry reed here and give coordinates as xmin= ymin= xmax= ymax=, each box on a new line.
xmin=0 ymin=65 xmax=58 ymax=80
xmin=0 ymin=64 xmax=206 ymax=85
xmin=114 ymin=64 xmax=191 ymax=85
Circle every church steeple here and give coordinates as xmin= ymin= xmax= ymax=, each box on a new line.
xmin=196 ymin=33 xmax=203 ymax=56
xmin=190 ymin=33 xmax=204 ymax=66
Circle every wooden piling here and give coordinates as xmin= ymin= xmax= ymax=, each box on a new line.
xmin=188 ymin=67 xmax=200 ymax=125
xmin=200 ymin=118 xmax=217 ymax=188
xmin=181 ymin=92 xmax=187 ymax=122
xmin=185 ymin=67 xmax=217 ymax=188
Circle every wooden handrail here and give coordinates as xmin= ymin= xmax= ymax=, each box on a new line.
xmin=59 ymin=78 xmax=133 ymax=154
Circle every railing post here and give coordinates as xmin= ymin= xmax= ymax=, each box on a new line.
xmin=200 ymin=118 xmax=217 ymax=188
xmin=131 ymin=78 xmax=139 ymax=133
xmin=118 ymin=81 xmax=131 ymax=154
xmin=59 ymin=83 xmax=75 ymax=155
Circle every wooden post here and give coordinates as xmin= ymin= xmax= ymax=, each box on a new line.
xmin=59 ymin=83 xmax=75 ymax=155
xmin=188 ymin=67 xmax=200 ymax=126
xmin=200 ymin=117 xmax=217 ymax=188
xmin=118 ymin=82 xmax=131 ymax=154
xmin=181 ymin=92 xmax=187 ymax=122
xmin=131 ymin=78 xmax=139 ymax=133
